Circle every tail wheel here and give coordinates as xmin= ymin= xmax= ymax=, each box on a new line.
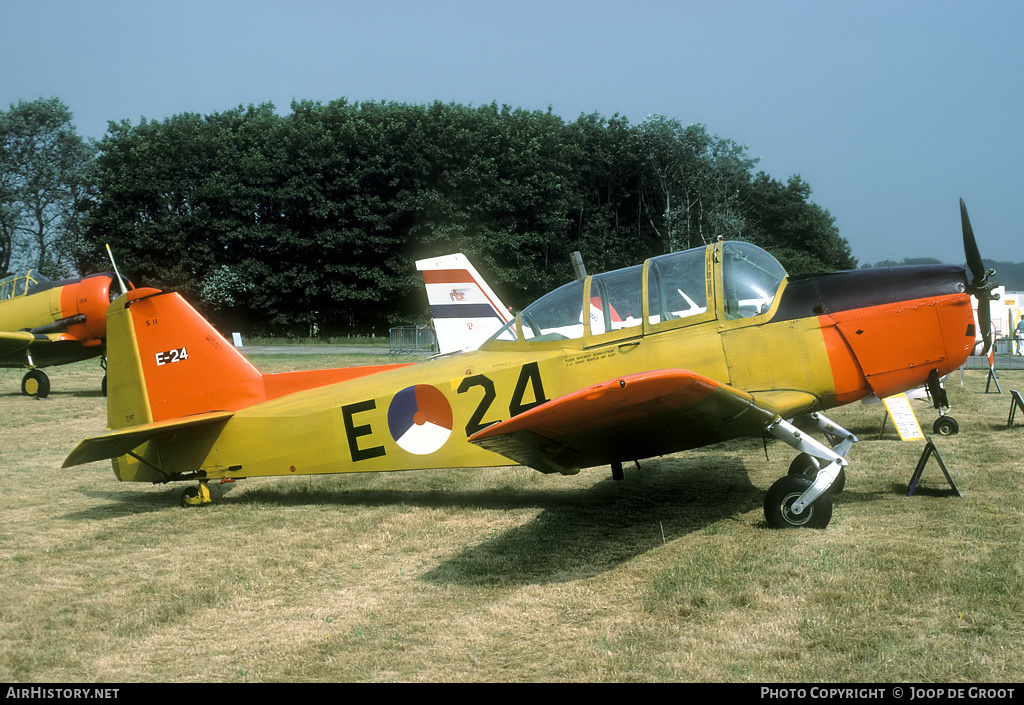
xmin=764 ymin=475 xmax=833 ymax=529
xmin=181 ymin=481 xmax=212 ymax=507
xmin=21 ymin=370 xmax=50 ymax=398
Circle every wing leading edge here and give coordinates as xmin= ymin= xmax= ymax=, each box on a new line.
xmin=469 ymin=369 xmax=779 ymax=474
xmin=0 ymin=330 xmax=67 ymax=357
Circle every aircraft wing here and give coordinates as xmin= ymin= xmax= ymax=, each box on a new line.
xmin=0 ymin=331 xmax=53 ymax=359
xmin=469 ymin=369 xmax=779 ymax=474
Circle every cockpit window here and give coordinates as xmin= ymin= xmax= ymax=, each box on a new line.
xmin=485 ymin=241 xmax=787 ymax=347
xmin=721 ymin=241 xmax=786 ymax=319
xmin=515 ymin=279 xmax=586 ymax=341
xmin=1 ymin=270 xmax=48 ymax=299
xmin=647 ymin=247 xmax=708 ymax=324
xmin=590 ymin=264 xmax=644 ymax=335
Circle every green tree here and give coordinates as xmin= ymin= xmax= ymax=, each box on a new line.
xmin=0 ymin=97 xmax=95 ymax=277
xmin=637 ymin=117 xmax=758 ymax=252
xmin=745 ymin=174 xmax=856 ymax=274
xmin=82 ymin=103 xmax=292 ymax=328
xmin=561 ymin=112 xmax=656 ymax=273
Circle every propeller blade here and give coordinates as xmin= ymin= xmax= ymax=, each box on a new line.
xmin=105 ymin=244 xmax=129 ymax=297
xmin=960 ymin=199 xmax=995 ymax=354
xmin=958 ymin=196 xmax=983 ymax=282
xmin=960 ymin=198 xmax=986 ymax=287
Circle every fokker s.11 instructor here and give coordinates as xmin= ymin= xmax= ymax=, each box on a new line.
xmin=64 ymin=201 xmax=995 ymax=529
xmin=1 ymin=266 xmax=131 ymax=397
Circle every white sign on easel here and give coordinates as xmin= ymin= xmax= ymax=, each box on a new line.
xmin=882 ymin=394 xmax=924 ymax=441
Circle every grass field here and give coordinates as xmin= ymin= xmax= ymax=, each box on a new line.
xmin=1 ymin=356 xmax=1022 ymax=683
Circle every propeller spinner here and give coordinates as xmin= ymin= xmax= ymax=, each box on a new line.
xmin=960 ymin=198 xmax=998 ymax=354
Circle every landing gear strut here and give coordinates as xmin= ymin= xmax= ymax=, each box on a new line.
xmin=763 ymin=412 xmax=857 ymax=529
xmin=927 ymin=369 xmax=958 ymax=435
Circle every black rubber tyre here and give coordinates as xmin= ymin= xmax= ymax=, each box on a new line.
xmin=764 ymin=475 xmax=833 ymax=529
xmin=788 ymin=453 xmax=819 ymax=477
xmin=21 ymin=370 xmax=50 ymax=398
xmin=788 ymin=453 xmax=845 ymax=495
xmin=933 ymin=416 xmax=959 ymax=436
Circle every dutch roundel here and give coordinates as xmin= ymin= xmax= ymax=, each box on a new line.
xmin=387 ymin=385 xmax=453 ymax=455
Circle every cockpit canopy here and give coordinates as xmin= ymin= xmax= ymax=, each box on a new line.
xmin=487 ymin=241 xmax=787 ymax=345
xmin=0 ymin=270 xmax=49 ymax=300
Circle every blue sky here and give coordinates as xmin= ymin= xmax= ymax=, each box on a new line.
xmin=2 ymin=0 xmax=1021 ymax=266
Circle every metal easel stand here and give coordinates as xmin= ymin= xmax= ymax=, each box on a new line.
xmin=907 ymin=437 xmax=961 ymax=498
xmin=1008 ymin=390 xmax=1024 ymax=429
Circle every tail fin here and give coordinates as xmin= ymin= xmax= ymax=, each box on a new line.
xmin=415 ymin=253 xmax=513 ymax=354
xmin=105 ymin=288 xmax=265 ymax=429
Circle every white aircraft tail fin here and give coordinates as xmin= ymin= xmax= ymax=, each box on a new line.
xmin=416 ymin=253 xmax=513 ymax=354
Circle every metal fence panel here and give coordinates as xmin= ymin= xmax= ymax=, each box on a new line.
xmin=389 ymin=324 xmax=437 ymax=354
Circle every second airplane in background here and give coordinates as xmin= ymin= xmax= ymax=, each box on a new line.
xmin=1 ymin=267 xmax=131 ymax=397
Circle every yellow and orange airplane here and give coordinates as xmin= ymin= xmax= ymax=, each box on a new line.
xmin=1 ymin=266 xmax=130 ymax=397
xmin=64 ymin=200 xmax=995 ymax=529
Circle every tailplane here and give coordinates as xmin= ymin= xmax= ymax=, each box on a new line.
xmin=416 ymin=253 xmax=513 ymax=354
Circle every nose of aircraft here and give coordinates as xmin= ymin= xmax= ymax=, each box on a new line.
xmin=61 ymin=273 xmax=126 ymax=344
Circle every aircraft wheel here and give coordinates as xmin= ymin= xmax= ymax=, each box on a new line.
xmin=21 ymin=370 xmax=50 ymax=398
xmin=181 ymin=481 xmax=212 ymax=507
xmin=764 ymin=475 xmax=832 ymax=529
xmin=933 ymin=416 xmax=959 ymax=436
xmin=181 ymin=487 xmax=209 ymax=507
xmin=788 ymin=452 xmax=818 ymax=477
xmin=787 ymin=453 xmax=845 ymax=494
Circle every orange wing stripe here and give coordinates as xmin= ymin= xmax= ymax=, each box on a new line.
xmin=471 ymin=369 xmax=722 ymax=441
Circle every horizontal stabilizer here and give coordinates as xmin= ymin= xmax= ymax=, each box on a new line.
xmin=63 ymin=411 xmax=234 ymax=468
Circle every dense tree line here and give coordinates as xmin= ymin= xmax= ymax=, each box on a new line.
xmin=5 ymin=97 xmax=857 ymax=335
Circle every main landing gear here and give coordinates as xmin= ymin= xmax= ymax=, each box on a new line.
xmin=763 ymin=412 xmax=857 ymax=530
xmin=926 ymin=369 xmax=959 ymax=436
xmin=20 ymin=357 xmax=108 ymax=398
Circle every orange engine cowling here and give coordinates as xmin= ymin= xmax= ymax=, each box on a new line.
xmin=775 ymin=264 xmax=977 ymax=403
xmin=58 ymin=273 xmax=125 ymax=345
xmin=830 ymin=294 xmax=976 ymax=399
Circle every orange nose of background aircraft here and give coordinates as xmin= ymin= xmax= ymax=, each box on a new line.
xmin=0 ymin=269 xmax=131 ymax=397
